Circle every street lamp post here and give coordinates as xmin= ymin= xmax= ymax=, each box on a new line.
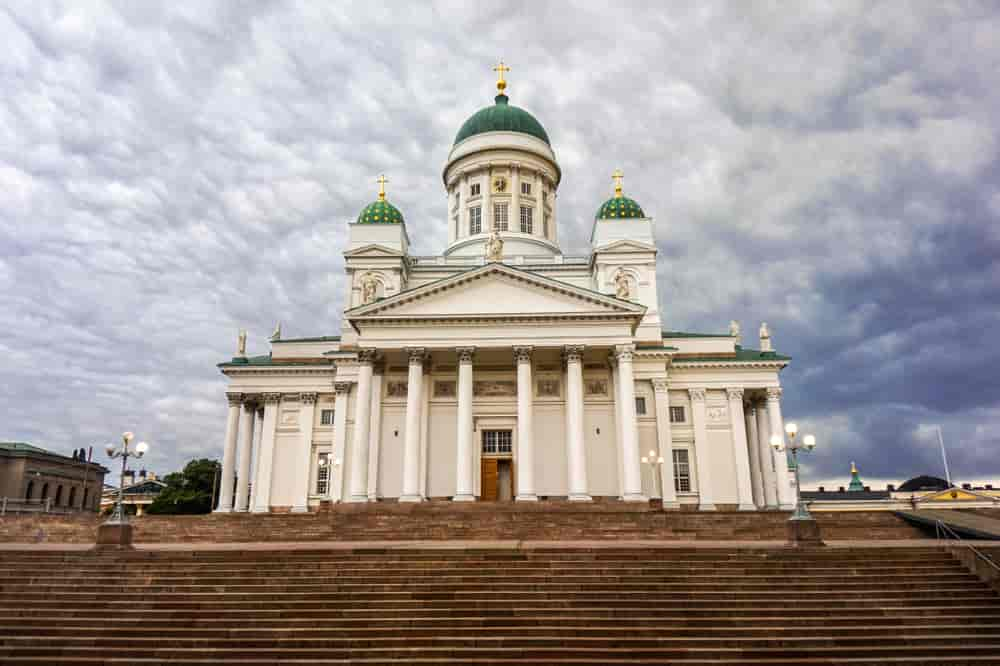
xmin=770 ymin=422 xmax=820 ymax=545
xmin=640 ymin=449 xmax=665 ymax=502
xmin=104 ymin=432 xmax=149 ymax=526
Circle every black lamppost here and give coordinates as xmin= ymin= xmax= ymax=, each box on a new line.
xmin=104 ymin=432 xmax=149 ymax=525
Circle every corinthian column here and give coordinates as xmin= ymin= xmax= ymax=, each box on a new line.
xmin=514 ymin=346 xmax=538 ymax=501
xmin=651 ymin=379 xmax=679 ymax=509
xmin=251 ymin=393 xmax=281 ymax=513
xmin=767 ymin=387 xmax=795 ymax=510
xmin=453 ymin=347 xmax=476 ymax=501
xmin=216 ymin=392 xmax=242 ymax=513
xmin=348 ymin=350 xmax=375 ymax=502
xmin=291 ymin=393 xmax=317 ymax=513
xmin=616 ymin=345 xmax=645 ymax=501
xmin=756 ymin=400 xmax=778 ymax=508
xmin=234 ymin=397 xmax=256 ymax=512
xmin=689 ymin=388 xmax=716 ymax=510
xmin=727 ymin=388 xmax=756 ymax=511
xmin=400 ymin=348 xmax=425 ymax=502
xmin=564 ymin=346 xmax=590 ymax=501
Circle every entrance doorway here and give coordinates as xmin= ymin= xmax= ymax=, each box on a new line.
xmin=480 ymin=429 xmax=514 ymax=501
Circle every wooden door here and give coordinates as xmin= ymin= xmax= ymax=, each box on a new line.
xmin=481 ymin=458 xmax=498 ymax=501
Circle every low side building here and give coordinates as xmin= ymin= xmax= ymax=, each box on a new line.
xmin=0 ymin=442 xmax=108 ymax=512
xmin=101 ymin=471 xmax=165 ymax=516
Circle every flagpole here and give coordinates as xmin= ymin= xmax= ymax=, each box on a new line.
xmin=936 ymin=425 xmax=952 ymax=487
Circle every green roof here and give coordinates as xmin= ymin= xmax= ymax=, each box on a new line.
xmin=454 ymin=94 xmax=550 ymax=145
xmin=672 ymin=347 xmax=792 ymax=364
xmin=272 ymin=336 xmax=341 ymax=344
xmin=0 ymin=441 xmax=50 ymax=455
xmin=662 ymin=330 xmax=730 ymax=338
xmin=596 ymin=195 xmax=644 ymax=220
xmin=218 ymin=354 xmax=333 ymax=368
xmin=357 ymin=198 xmax=404 ymax=225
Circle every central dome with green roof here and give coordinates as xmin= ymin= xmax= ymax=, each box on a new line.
xmin=454 ymin=94 xmax=550 ymax=146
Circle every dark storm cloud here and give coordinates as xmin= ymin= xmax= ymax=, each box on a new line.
xmin=0 ymin=1 xmax=996 ymax=488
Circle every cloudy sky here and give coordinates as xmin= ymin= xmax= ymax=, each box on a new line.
xmin=2 ymin=1 xmax=997 ymax=490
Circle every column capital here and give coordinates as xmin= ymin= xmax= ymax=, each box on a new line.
xmin=652 ymin=378 xmax=670 ymax=393
xmin=614 ymin=344 xmax=636 ymax=362
xmin=262 ymin=392 xmax=282 ymax=404
xmin=562 ymin=345 xmax=585 ymax=363
xmin=688 ymin=388 xmax=707 ymax=402
xmin=513 ymin=346 xmax=533 ymax=363
xmin=726 ymin=387 xmax=745 ymax=402
xmin=406 ymin=347 xmax=427 ymax=365
xmin=226 ymin=392 xmax=243 ymax=407
xmin=242 ymin=395 xmax=261 ymax=411
xmin=766 ymin=387 xmax=783 ymax=402
xmin=334 ymin=381 xmax=352 ymax=396
xmin=456 ymin=347 xmax=476 ymax=364
xmin=300 ymin=392 xmax=319 ymax=405
xmin=357 ymin=348 xmax=377 ymax=364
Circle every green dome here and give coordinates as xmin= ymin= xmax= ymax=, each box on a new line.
xmin=596 ymin=195 xmax=645 ymax=220
xmin=454 ymin=95 xmax=550 ymax=146
xmin=357 ymin=198 xmax=404 ymax=225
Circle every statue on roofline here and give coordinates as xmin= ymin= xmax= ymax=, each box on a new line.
xmin=485 ymin=228 xmax=504 ymax=262
xmin=613 ymin=268 xmax=630 ymax=300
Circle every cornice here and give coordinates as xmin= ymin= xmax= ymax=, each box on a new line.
xmin=221 ymin=367 xmax=336 ymax=377
xmin=671 ymin=359 xmax=789 ymax=369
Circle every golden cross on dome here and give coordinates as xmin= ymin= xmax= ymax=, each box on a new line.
xmin=377 ymin=174 xmax=388 ymax=201
xmin=493 ymin=59 xmax=510 ymax=95
xmin=850 ymin=461 xmax=858 ymax=474
xmin=612 ymin=169 xmax=624 ymax=198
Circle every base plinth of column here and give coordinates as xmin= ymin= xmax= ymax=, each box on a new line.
xmin=250 ymin=506 xmax=270 ymax=513
xmin=399 ymin=495 xmax=424 ymax=503
xmin=233 ymin=505 xmax=248 ymax=513
xmin=451 ymin=494 xmax=476 ymax=502
xmin=347 ymin=495 xmax=371 ymax=503
xmin=787 ymin=518 xmax=824 ymax=546
xmin=779 ymin=502 xmax=796 ymax=511
xmin=214 ymin=507 xmax=232 ymax=514
xmin=659 ymin=500 xmax=681 ymax=510
xmin=515 ymin=494 xmax=539 ymax=502
xmin=95 ymin=522 xmax=133 ymax=550
xmin=738 ymin=503 xmax=757 ymax=511
xmin=290 ymin=506 xmax=309 ymax=513
xmin=622 ymin=493 xmax=648 ymax=502
xmin=698 ymin=502 xmax=718 ymax=511
xmin=567 ymin=494 xmax=592 ymax=502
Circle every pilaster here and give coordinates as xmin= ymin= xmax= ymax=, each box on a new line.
xmin=726 ymin=388 xmax=756 ymax=511
xmin=652 ymin=378 xmax=679 ymax=509
xmin=514 ymin=346 xmax=537 ymax=501
xmin=689 ymin=388 xmax=716 ymax=510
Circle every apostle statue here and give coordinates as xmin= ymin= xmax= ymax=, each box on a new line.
xmin=729 ymin=319 xmax=741 ymax=342
xmin=361 ymin=273 xmax=379 ymax=304
xmin=759 ymin=321 xmax=773 ymax=352
xmin=485 ymin=228 xmax=504 ymax=262
xmin=236 ymin=329 xmax=247 ymax=357
xmin=613 ymin=268 xmax=630 ymax=299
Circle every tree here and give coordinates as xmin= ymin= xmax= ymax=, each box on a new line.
xmin=146 ymin=458 xmax=221 ymax=515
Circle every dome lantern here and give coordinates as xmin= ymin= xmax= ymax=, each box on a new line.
xmin=356 ymin=174 xmax=404 ymax=225
xmin=596 ymin=169 xmax=645 ymax=219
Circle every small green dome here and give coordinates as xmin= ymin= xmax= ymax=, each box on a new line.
xmin=454 ymin=95 xmax=550 ymax=146
xmin=596 ymin=195 xmax=645 ymax=220
xmin=357 ymin=198 xmax=404 ymax=225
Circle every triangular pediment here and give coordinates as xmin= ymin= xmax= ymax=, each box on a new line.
xmin=346 ymin=263 xmax=645 ymax=323
xmin=917 ymin=487 xmax=996 ymax=503
xmin=343 ymin=243 xmax=406 ymax=258
xmin=593 ymin=239 xmax=657 ymax=254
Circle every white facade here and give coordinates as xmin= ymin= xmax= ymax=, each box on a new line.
xmin=216 ymin=82 xmax=798 ymax=513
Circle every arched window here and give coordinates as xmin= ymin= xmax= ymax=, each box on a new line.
xmin=25 ymin=481 xmax=34 ymax=501
xmin=41 ymin=483 xmax=49 ymax=500
xmin=55 ymin=485 xmax=63 ymax=506
xmin=68 ymin=487 xmax=77 ymax=508
xmin=83 ymin=488 xmax=90 ymax=510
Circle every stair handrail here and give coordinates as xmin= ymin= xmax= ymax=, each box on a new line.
xmin=935 ymin=518 xmax=999 ymax=572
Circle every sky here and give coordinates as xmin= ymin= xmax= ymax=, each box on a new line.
xmin=1 ymin=1 xmax=998 ymax=490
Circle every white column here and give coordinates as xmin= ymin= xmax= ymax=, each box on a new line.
xmin=330 ymin=382 xmax=351 ymax=502
xmin=609 ymin=354 xmax=625 ymax=498
xmin=756 ymin=400 xmax=778 ymax=508
xmin=689 ymin=388 xmax=716 ymax=510
xmin=459 ymin=172 xmax=469 ymax=239
xmin=216 ymin=393 xmax=241 ymax=513
xmin=249 ymin=406 xmax=264 ymax=509
xmin=234 ymin=399 xmax=256 ymax=512
xmin=251 ymin=393 xmax=280 ymax=513
xmin=615 ymin=345 xmax=645 ymax=501
xmin=767 ymin=387 xmax=796 ymax=510
xmin=291 ymin=393 xmax=317 ymax=513
xmin=483 ymin=166 xmax=493 ymax=232
xmin=564 ymin=346 xmax=590 ymax=501
xmin=419 ymin=365 xmax=431 ymax=499
xmin=453 ymin=347 xmax=476 ymax=501
xmin=348 ymin=350 xmax=375 ymax=502
xmin=745 ymin=405 xmax=764 ymax=508
xmin=367 ymin=369 xmax=384 ymax=501
xmin=511 ymin=163 xmax=521 ymax=231
xmin=727 ymin=388 xmax=756 ymax=511
xmin=651 ymin=379 xmax=679 ymax=509
xmin=514 ymin=346 xmax=538 ymax=501
xmin=400 ymin=348 xmax=425 ymax=502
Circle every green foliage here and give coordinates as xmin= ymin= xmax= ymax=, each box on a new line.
xmin=146 ymin=458 xmax=221 ymax=515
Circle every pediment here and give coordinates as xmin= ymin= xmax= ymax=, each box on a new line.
xmin=592 ymin=239 xmax=657 ymax=254
xmin=917 ymin=487 xmax=996 ymax=503
xmin=343 ymin=243 xmax=406 ymax=258
xmin=346 ymin=263 xmax=645 ymax=323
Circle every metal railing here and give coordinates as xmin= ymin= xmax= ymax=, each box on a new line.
xmin=936 ymin=519 xmax=1000 ymax=572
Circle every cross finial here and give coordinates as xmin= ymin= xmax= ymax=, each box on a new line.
xmin=612 ymin=169 xmax=624 ymax=198
xmin=377 ymin=174 xmax=388 ymax=201
xmin=850 ymin=461 xmax=857 ymax=474
xmin=493 ymin=59 xmax=510 ymax=95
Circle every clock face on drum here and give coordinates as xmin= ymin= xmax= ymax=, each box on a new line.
xmin=493 ymin=177 xmax=507 ymax=193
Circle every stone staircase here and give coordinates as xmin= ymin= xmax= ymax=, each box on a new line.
xmin=0 ymin=545 xmax=998 ymax=664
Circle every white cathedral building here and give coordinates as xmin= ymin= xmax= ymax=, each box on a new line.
xmin=215 ymin=66 xmax=796 ymax=514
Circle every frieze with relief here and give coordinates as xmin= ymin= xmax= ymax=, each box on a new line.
xmin=474 ymin=380 xmax=516 ymax=397
xmin=706 ymin=405 xmax=728 ymax=423
xmin=434 ymin=381 xmax=456 ymax=398
xmin=585 ymin=379 xmax=609 ymax=396
xmin=536 ymin=379 xmax=560 ymax=398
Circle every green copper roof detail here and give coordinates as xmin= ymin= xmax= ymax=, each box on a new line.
xmin=848 ymin=462 xmax=865 ymax=492
xmin=672 ymin=348 xmax=792 ymax=363
xmin=357 ymin=199 xmax=404 ymax=225
xmin=454 ymin=94 xmax=550 ymax=146
xmin=596 ymin=195 xmax=644 ymax=220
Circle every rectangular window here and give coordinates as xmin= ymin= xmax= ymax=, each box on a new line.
xmin=521 ymin=182 xmax=531 ymax=195
xmin=494 ymin=203 xmax=508 ymax=231
xmin=470 ymin=206 xmax=482 ymax=235
xmin=470 ymin=183 xmax=481 ymax=196
xmin=482 ymin=430 xmax=513 ymax=455
xmin=543 ymin=213 xmax=550 ymax=238
xmin=635 ymin=396 xmax=647 ymax=415
xmin=670 ymin=406 xmax=685 ymax=423
xmin=320 ymin=409 xmax=334 ymax=426
xmin=673 ymin=449 xmax=691 ymax=492
xmin=316 ymin=453 xmax=330 ymax=495
xmin=519 ymin=205 xmax=533 ymax=234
